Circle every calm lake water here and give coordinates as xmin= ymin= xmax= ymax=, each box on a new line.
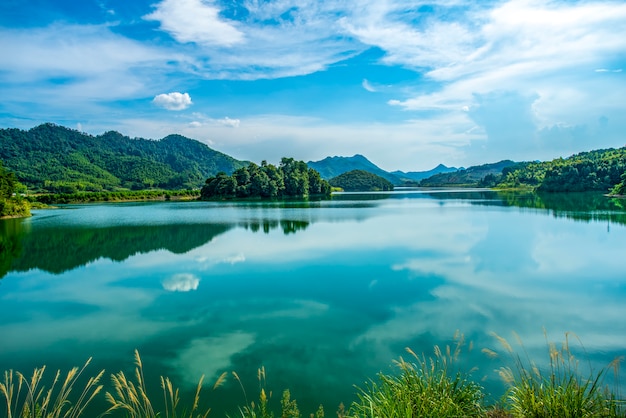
xmin=1 ymin=190 xmax=625 ymax=415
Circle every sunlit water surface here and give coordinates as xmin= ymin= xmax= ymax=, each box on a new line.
xmin=1 ymin=190 xmax=625 ymax=415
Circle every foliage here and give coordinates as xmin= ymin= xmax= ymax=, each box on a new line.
xmin=27 ymin=188 xmax=199 ymax=205
xmin=488 ymin=331 xmax=625 ymax=417
xmin=420 ymin=160 xmax=517 ymax=187
xmin=201 ymin=158 xmax=331 ymax=200
xmin=0 ymin=358 xmax=104 ymax=418
xmin=610 ymin=172 xmax=626 ymax=196
xmin=329 ymin=169 xmax=394 ymax=192
xmin=497 ymin=148 xmax=626 ymax=192
xmin=0 ymin=123 xmax=247 ymax=192
xmin=349 ymin=333 xmax=485 ymax=418
xmin=0 ymin=161 xmax=30 ymax=218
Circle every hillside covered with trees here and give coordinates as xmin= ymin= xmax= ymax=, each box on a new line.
xmin=495 ymin=148 xmax=626 ymax=193
xmin=416 ymin=147 xmax=626 ymax=194
xmin=0 ymin=123 xmax=247 ymax=192
xmin=329 ymin=170 xmax=394 ymax=191
xmin=420 ymin=160 xmax=517 ymax=187
xmin=201 ymin=158 xmax=331 ymax=199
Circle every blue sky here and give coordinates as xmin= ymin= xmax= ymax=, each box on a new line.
xmin=1 ymin=0 xmax=625 ymax=171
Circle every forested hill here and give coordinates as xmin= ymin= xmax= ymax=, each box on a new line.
xmin=496 ymin=147 xmax=626 ymax=193
xmin=329 ymin=170 xmax=394 ymax=192
xmin=307 ymin=154 xmax=403 ymax=185
xmin=420 ymin=160 xmax=517 ymax=187
xmin=0 ymin=123 xmax=247 ymax=192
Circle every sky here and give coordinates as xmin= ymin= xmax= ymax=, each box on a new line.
xmin=1 ymin=0 xmax=625 ymax=171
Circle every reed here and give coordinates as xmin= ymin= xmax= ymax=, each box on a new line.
xmin=105 ymin=349 xmax=212 ymax=418
xmin=490 ymin=330 xmax=625 ymax=417
xmin=1 ymin=333 xmax=624 ymax=417
xmin=349 ymin=333 xmax=486 ymax=417
xmin=0 ymin=358 xmax=104 ymax=418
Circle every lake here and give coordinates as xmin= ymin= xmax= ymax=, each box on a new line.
xmin=1 ymin=189 xmax=625 ymax=415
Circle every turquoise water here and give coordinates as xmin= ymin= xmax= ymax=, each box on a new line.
xmin=1 ymin=190 xmax=625 ymax=415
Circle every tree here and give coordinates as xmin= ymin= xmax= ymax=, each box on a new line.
xmin=200 ymin=159 xmax=330 ymax=200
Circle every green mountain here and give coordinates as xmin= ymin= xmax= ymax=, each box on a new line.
xmin=497 ymin=148 xmax=626 ymax=193
xmin=329 ymin=169 xmax=394 ymax=191
xmin=307 ymin=155 xmax=459 ymax=186
xmin=420 ymin=160 xmax=517 ymax=187
xmin=0 ymin=123 xmax=247 ymax=192
xmin=307 ymin=154 xmax=403 ymax=185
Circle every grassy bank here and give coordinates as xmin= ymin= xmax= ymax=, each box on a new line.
xmin=1 ymin=333 xmax=624 ymax=417
xmin=25 ymin=189 xmax=201 ymax=205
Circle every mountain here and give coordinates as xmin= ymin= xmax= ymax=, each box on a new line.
xmin=308 ymin=155 xmax=461 ymax=186
xmin=420 ymin=160 xmax=517 ymax=187
xmin=392 ymin=163 xmax=460 ymax=183
xmin=0 ymin=123 xmax=248 ymax=192
xmin=307 ymin=154 xmax=403 ymax=184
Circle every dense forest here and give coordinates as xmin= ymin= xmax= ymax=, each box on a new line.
xmin=201 ymin=158 xmax=331 ymax=199
xmin=0 ymin=161 xmax=30 ymax=218
xmin=329 ymin=169 xmax=394 ymax=191
xmin=493 ymin=147 xmax=626 ymax=193
xmin=0 ymin=123 xmax=247 ymax=192
xmin=417 ymin=147 xmax=626 ymax=194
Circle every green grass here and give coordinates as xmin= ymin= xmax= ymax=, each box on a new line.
xmin=349 ymin=333 xmax=485 ymax=418
xmin=489 ymin=331 xmax=624 ymax=418
xmin=1 ymin=334 xmax=624 ymax=418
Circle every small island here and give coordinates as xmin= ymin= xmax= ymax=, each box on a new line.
xmin=329 ymin=169 xmax=394 ymax=192
xmin=200 ymin=157 xmax=331 ymax=200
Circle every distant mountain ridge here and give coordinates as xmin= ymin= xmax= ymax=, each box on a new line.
xmin=420 ymin=160 xmax=517 ymax=187
xmin=307 ymin=155 xmax=458 ymax=185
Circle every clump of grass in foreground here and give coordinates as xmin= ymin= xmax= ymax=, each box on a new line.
xmin=106 ymin=349 xmax=222 ymax=418
xmin=488 ymin=330 xmax=625 ymax=418
xmin=230 ymin=366 xmax=324 ymax=418
xmin=349 ymin=332 xmax=486 ymax=418
xmin=0 ymin=358 xmax=104 ymax=418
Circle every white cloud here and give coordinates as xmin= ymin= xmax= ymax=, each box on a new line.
xmin=153 ymin=92 xmax=193 ymax=111
xmin=163 ymin=273 xmax=200 ymax=292
xmin=144 ymin=0 xmax=244 ymax=46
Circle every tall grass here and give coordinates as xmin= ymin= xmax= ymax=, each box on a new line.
xmin=0 ymin=358 xmax=104 ymax=418
xmin=105 ymin=349 xmax=218 ymax=418
xmin=488 ymin=331 xmax=625 ymax=417
xmin=349 ymin=332 xmax=486 ymax=418
xmin=230 ymin=366 xmax=324 ymax=418
xmin=1 ymin=333 xmax=623 ymax=417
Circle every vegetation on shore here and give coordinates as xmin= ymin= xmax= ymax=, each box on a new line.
xmin=26 ymin=189 xmax=200 ymax=205
xmin=200 ymin=158 xmax=331 ymax=200
xmin=0 ymin=161 xmax=30 ymax=219
xmin=329 ymin=170 xmax=394 ymax=192
xmin=1 ymin=333 xmax=623 ymax=418
xmin=417 ymin=147 xmax=626 ymax=194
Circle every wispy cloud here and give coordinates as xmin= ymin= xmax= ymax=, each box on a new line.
xmin=362 ymin=79 xmax=376 ymax=92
